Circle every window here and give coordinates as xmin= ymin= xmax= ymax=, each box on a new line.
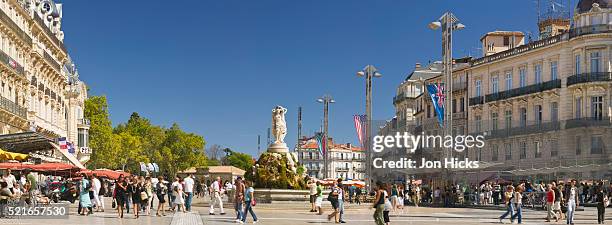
xmin=504 ymin=110 xmax=512 ymax=129
xmin=503 ymin=36 xmax=510 ymax=46
xmin=551 ymin=102 xmax=558 ymax=122
xmin=452 ymin=99 xmax=457 ymax=113
xmin=519 ymin=67 xmax=527 ymax=87
xmin=475 ymin=115 xmax=482 ymax=133
xmin=551 ymin=140 xmax=558 ymax=157
xmin=491 ymin=112 xmax=498 ymax=130
xmin=575 ymin=97 xmax=582 ymax=119
xmin=475 ymin=80 xmax=482 ymax=97
xmin=535 ymin=64 xmax=542 ymax=83
xmin=478 ymin=148 xmax=482 ymax=161
xmin=520 ymin=108 xmax=527 ymax=127
xmin=550 ymin=61 xmax=558 ymax=80
xmin=591 ymin=136 xmax=603 ymax=154
xmin=575 ymin=136 xmax=581 ymax=155
xmin=590 ymin=52 xmax=601 ymax=73
xmin=505 ymin=71 xmax=512 ymax=90
xmin=534 ymin=141 xmax=542 ymax=158
xmin=591 ymin=96 xmax=603 ymax=120
xmin=491 ymin=76 xmax=499 ymax=93
xmin=492 ymin=144 xmax=499 ymax=161
xmin=534 ymin=105 xmax=543 ymax=124
xmin=575 ymin=54 xmax=581 ymax=74
xmin=460 ymin=98 xmax=465 ymax=112
xmin=505 ymin=143 xmax=512 ymax=160
xmin=427 ymin=105 xmax=431 ymax=118
xmin=520 ymin=142 xmax=527 ymax=159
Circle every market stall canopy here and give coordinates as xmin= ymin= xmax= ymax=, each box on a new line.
xmin=0 ymin=162 xmax=80 ymax=175
xmin=0 ymin=132 xmax=53 ymax=154
xmin=79 ymin=169 xmax=130 ymax=180
xmin=0 ymin=149 xmax=28 ymax=161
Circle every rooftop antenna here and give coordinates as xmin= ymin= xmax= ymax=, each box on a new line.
xmin=257 ymin=135 xmax=261 ymax=156
xmin=297 ymin=106 xmax=302 ymax=154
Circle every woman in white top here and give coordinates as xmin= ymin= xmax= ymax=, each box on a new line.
xmin=173 ymin=182 xmax=186 ymax=213
xmin=511 ymin=185 xmax=524 ymax=224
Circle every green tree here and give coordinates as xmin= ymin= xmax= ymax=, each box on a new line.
xmin=85 ymin=96 xmax=115 ymax=169
xmin=160 ymin=123 xmax=207 ymax=175
xmin=223 ymin=150 xmax=254 ymax=172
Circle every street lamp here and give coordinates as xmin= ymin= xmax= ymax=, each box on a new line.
xmin=357 ymin=65 xmax=381 ymax=190
xmin=317 ymin=95 xmax=334 ymax=178
xmin=429 ymin=12 xmax=465 ymax=184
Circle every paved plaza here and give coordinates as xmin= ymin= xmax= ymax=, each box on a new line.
xmin=1 ymin=196 xmax=610 ymax=225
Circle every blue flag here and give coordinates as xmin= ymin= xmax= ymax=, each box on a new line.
xmin=426 ymin=83 xmax=445 ymax=127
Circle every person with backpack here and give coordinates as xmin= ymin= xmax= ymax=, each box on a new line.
xmin=499 ymin=185 xmax=514 ymax=224
xmin=155 ymin=176 xmax=168 ymax=217
xmin=327 ymin=180 xmax=340 ymax=223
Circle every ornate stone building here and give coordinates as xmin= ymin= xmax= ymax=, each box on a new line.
xmin=296 ymin=136 xmax=365 ymax=180
xmin=0 ymin=0 xmax=89 ymax=165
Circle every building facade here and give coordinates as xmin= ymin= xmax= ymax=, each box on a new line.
xmin=381 ymin=0 xmax=611 ymax=185
xmin=0 ymin=0 xmax=89 ymax=163
xmin=466 ymin=0 xmax=611 ymax=181
xmin=296 ymin=136 xmax=365 ymax=180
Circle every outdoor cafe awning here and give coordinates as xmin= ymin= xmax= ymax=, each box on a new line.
xmin=0 ymin=132 xmax=54 ymax=154
xmin=0 ymin=162 xmax=80 ymax=176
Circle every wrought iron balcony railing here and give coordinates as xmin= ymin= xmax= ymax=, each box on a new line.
xmin=569 ymin=24 xmax=612 ymax=38
xmin=566 ymin=117 xmax=611 ymax=129
xmin=469 ymin=96 xmax=484 ymax=106
xmin=484 ymin=79 xmax=561 ymax=103
xmin=0 ymin=95 xmax=26 ymax=119
xmin=567 ymin=72 xmax=612 ymax=86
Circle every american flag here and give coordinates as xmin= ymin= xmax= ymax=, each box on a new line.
xmin=353 ymin=115 xmax=367 ymax=147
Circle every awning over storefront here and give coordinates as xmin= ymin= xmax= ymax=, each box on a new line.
xmin=0 ymin=149 xmax=28 ymax=161
xmin=0 ymin=162 xmax=80 ymax=176
xmin=0 ymin=132 xmax=54 ymax=154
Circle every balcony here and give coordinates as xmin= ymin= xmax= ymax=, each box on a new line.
xmin=565 ymin=117 xmax=611 ymax=129
xmin=484 ymin=79 xmax=561 ymax=104
xmin=0 ymin=49 xmax=25 ymax=77
xmin=393 ymin=92 xmax=418 ymax=104
xmin=567 ymin=72 xmax=611 ymax=86
xmin=335 ymin=167 xmax=349 ymax=172
xmin=78 ymin=118 xmax=91 ymax=127
xmin=0 ymin=8 xmax=32 ymax=45
xmin=452 ymin=81 xmax=467 ymax=92
xmin=471 ymin=33 xmax=565 ymax=67
xmin=486 ymin=120 xmax=562 ymax=139
xmin=43 ymin=51 xmax=61 ymax=72
xmin=0 ymin=95 xmax=27 ymax=119
xmin=569 ymin=24 xmax=612 ymax=38
xmin=33 ymin=13 xmax=67 ymax=53
xmin=469 ymin=96 xmax=484 ymax=106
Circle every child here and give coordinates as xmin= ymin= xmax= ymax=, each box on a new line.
xmin=383 ymin=185 xmax=392 ymax=225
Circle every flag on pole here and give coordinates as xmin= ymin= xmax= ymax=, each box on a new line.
xmin=67 ymin=142 xmax=75 ymax=154
xmin=353 ymin=115 xmax=367 ymax=147
xmin=58 ymin=137 xmax=67 ymax=149
xmin=315 ymin=132 xmax=326 ymax=156
xmin=426 ymin=83 xmax=446 ymax=127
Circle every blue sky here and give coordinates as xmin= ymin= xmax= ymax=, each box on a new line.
xmin=60 ymin=0 xmax=561 ymax=156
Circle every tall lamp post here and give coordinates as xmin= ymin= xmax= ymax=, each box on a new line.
xmin=317 ymin=95 xmax=335 ymax=178
xmin=357 ymin=65 xmax=382 ymax=190
xmin=429 ymin=12 xmax=465 ymax=183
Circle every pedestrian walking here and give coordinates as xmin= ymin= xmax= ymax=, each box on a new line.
xmin=307 ymin=178 xmax=317 ymax=212
xmin=79 ymin=174 xmax=93 ymax=216
xmin=546 ymin=184 xmax=559 ymax=222
xmin=511 ymin=185 xmax=524 ymax=224
xmin=336 ymin=178 xmax=346 ymax=223
xmin=390 ymin=184 xmax=399 ymax=212
xmin=596 ymin=185 xmax=607 ymax=224
xmin=98 ymin=179 xmax=106 ymax=212
xmin=241 ymin=180 xmax=258 ymax=224
xmin=327 ymin=179 xmax=340 ymax=223
xmin=553 ymin=183 xmax=565 ymax=221
xmin=155 ymin=176 xmax=168 ymax=216
xmin=499 ymin=185 xmax=514 ymax=224
xmin=209 ymin=176 xmax=225 ymax=215
xmin=115 ymin=175 xmax=128 ymax=218
xmin=184 ymin=174 xmax=195 ymax=212
xmin=143 ymin=177 xmax=153 ymax=216
xmin=234 ymin=177 xmax=245 ymax=223
xmin=383 ymin=184 xmax=391 ymax=225
xmin=315 ymin=181 xmax=324 ymax=215
xmin=373 ymin=181 xmax=386 ymax=225
xmin=173 ymin=178 xmax=186 ymax=213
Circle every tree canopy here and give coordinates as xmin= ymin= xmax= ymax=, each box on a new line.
xmin=86 ymin=98 xmax=208 ymax=175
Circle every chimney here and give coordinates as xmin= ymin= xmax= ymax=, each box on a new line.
xmin=346 ymin=143 xmax=351 ymax=148
xmin=415 ymin=63 xmax=421 ymax=69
